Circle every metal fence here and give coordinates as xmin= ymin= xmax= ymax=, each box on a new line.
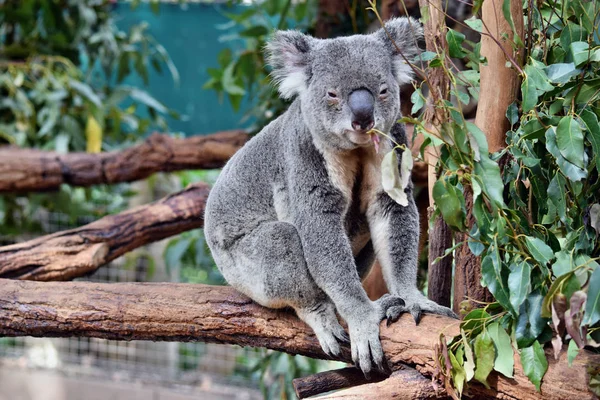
xmin=0 ymin=206 xmax=263 ymax=399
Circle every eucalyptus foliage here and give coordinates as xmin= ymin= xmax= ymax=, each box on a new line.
xmin=0 ymin=1 xmax=176 ymax=234
xmin=378 ymin=1 xmax=600 ymax=396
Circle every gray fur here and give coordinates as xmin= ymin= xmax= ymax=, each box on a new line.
xmin=204 ymin=17 xmax=455 ymax=377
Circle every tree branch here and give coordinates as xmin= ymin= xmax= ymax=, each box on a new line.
xmin=0 ymin=183 xmax=210 ymax=281
xmin=0 ymin=280 xmax=596 ymax=399
xmin=0 ymin=130 xmax=247 ymax=193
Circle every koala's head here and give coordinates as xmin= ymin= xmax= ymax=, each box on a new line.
xmin=266 ymin=17 xmax=423 ymax=151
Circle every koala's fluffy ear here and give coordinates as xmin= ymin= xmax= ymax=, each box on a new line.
xmin=376 ymin=17 xmax=423 ymax=85
xmin=265 ymin=30 xmax=312 ymax=100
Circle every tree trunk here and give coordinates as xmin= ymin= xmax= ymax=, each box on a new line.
xmin=427 ymin=207 xmax=453 ymax=307
xmin=453 ymin=0 xmax=524 ymax=312
xmin=0 ymin=183 xmax=210 ymax=281
xmin=417 ymin=0 xmax=454 ymax=311
xmin=0 ymin=279 xmax=596 ymax=400
xmin=0 ymin=130 xmax=246 ymax=193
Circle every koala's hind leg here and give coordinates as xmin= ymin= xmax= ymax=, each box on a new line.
xmin=223 ymin=221 xmax=349 ymax=356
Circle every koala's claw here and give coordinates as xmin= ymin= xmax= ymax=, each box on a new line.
xmin=336 ymin=330 xmax=350 ymax=344
xmin=384 ymin=293 xmax=458 ymax=326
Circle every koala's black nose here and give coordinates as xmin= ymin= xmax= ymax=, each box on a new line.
xmin=348 ymin=89 xmax=375 ymax=131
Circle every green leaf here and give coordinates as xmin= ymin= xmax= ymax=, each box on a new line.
xmin=547 ymin=173 xmax=567 ymax=223
xmin=446 ymin=29 xmax=466 ymax=58
xmin=567 ymin=339 xmax=579 ymax=367
xmin=474 ymin=331 xmax=495 ymax=388
xmin=556 ymin=116 xmax=584 ymax=169
xmin=525 ymin=236 xmax=555 ymax=266
xmin=502 ymin=0 xmax=523 ymax=46
xmin=542 ymin=271 xmax=575 ymax=318
xmin=68 ymin=79 xmax=102 ymax=107
xmin=465 ymin=16 xmax=483 ymax=32
xmin=129 ymin=88 xmax=168 ymax=114
xmin=580 ymin=109 xmax=600 ymax=173
xmin=222 ymin=61 xmax=246 ymax=96
xmin=474 ymin=157 xmax=505 ymax=209
xmin=545 ymin=127 xmax=587 ymax=182
xmin=509 ymin=260 xmax=531 ymax=312
xmin=569 ymin=42 xmax=591 ymax=66
xmin=487 ymin=323 xmax=514 ymax=378
xmin=449 ymin=349 xmax=466 ymax=396
xmin=517 ymin=291 xmax=548 ymax=348
xmin=481 ymin=246 xmax=514 ymax=315
xmin=521 ymin=76 xmax=538 ymax=112
xmin=381 ymin=150 xmax=408 ymax=206
xmin=545 ymin=63 xmax=580 ymax=84
xmin=560 ymin=22 xmax=586 ymax=50
xmin=411 ymin=88 xmax=425 ymax=114
xmin=525 ymin=63 xmax=554 ymax=92
xmin=433 ymin=179 xmax=466 ymax=230
xmin=520 ymin=341 xmax=548 ymax=392
xmin=583 ymin=266 xmax=600 ymax=326
xmin=506 ymin=102 xmax=519 ymax=126
xmin=239 ymin=25 xmax=270 ymax=38
xmin=552 ymin=251 xmax=574 ymax=277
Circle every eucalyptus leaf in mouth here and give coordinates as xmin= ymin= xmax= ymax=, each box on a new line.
xmin=368 ymin=129 xmax=380 ymax=153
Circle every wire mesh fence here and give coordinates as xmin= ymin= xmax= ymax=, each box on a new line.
xmin=0 ymin=208 xmax=263 ymax=398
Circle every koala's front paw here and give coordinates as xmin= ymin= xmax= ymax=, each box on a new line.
xmin=346 ymin=303 xmax=397 ymax=379
xmin=385 ymin=291 xmax=457 ymax=325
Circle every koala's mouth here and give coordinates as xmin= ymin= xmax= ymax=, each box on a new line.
xmin=345 ymin=129 xmax=375 ymax=147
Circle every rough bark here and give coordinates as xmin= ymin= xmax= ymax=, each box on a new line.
xmin=0 ymin=130 xmax=246 ymax=193
xmin=427 ymin=207 xmax=453 ymax=308
xmin=453 ymin=0 xmax=524 ymax=312
xmin=0 ymin=183 xmax=210 ymax=281
xmin=0 ymin=279 xmax=597 ymax=400
xmin=292 ymin=367 xmax=389 ymax=399
xmin=417 ymin=0 xmax=455 ymax=312
xmin=314 ymin=368 xmax=444 ymax=399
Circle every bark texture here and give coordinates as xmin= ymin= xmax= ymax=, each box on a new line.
xmin=0 ymin=279 xmax=597 ymax=400
xmin=417 ymin=0 xmax=455 ymax=313
xmin=0 ymin=183 xmax=210 ymax=281
xmin=0 ymin=130 xmax=246 ymax=193
xmin=292 ymin=367 xmax=389 ymax=399
xmin=315 ymin=368 xmax=444 ymax=399
xmin=427 ymin=207 xmax=453 ymax=308
xmin=453 ymin=0 xmax=524 ymax=312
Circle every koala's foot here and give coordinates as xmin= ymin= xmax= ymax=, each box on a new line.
xmin=385 ymin=290 xmax=458 ymax=325
xmin=296 ymin=302 xmax=349 ymax=357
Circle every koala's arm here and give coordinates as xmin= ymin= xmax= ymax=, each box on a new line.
xmin=369 ymin=123 xmax=456 ymax=320
xmin=287 ymin=148 xmax=372 ymax=319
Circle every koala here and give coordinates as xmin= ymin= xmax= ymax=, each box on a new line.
xmin=204 ymin=17 xmax=456 ymax=377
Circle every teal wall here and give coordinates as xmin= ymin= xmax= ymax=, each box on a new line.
xmin=114 ymin=3 xmax=249 ymax=135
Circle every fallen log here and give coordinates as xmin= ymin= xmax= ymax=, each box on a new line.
xmin=0 ymin=279 xmax=597 ymax=399
xmin=0 ymin=130 xmax=247 ymax=193
xmin=0 ymin=183 xmax=210 ymax=281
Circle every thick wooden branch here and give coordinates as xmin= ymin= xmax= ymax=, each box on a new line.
xmin=0 ymin=183 xmax=210 ymax=281
xmin=316 ymin=368 xmax=443 ymax=399
xmin=292 ymin=367 xmax=389 ymax=399
xmin=0 ymin=280 xmax=597 ymax=399
xmin=0 ymin=130 xmax=247 ymax=193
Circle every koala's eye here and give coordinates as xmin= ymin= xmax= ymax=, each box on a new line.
xmin=379 ymin=86 xmax=388 ymax=96
xmin=327 ymin=91 xmax=338 ymax=99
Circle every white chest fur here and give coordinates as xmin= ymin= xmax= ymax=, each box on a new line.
xmin=321 ymin=141 xmax=392 ymax=214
